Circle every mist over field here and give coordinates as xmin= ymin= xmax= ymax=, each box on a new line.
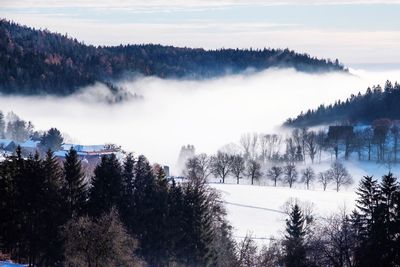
xmin=1 ymin=67 xmax=399 ymax=173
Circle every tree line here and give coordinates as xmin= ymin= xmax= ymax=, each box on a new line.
xmin=0 ymin=19 xmax=346 ymax=96
xmin=183 ymin=121 xmax=400 ymax=190
xmin=184 ymin=128 xmax=357 ymax=191
xmin=186 ymin=152 xmax=353 ymax=191
xmin=286 ymin=80 xmax=400 ymax=127
xmin=0 ymin=147 xmax=237 ymax=266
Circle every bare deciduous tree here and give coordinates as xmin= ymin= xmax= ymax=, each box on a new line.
xmin=266 ymin=134 xmax=282 ymax=160
xmin=283 ymin=164 xmax=298 ymax=188
xmin=185 ymin=157 xmax=200 ymax=180
xmin=230 ymin=154 xmax=246 ymax=184
xmin=301 ymin=167 xmax=315 ymax=190
xmin=240 ymin=133 xmax=252 ymax=160
xmin=259 ymin=134 xmax=269 ymax=163
xmin=257 ymin=241 xmax=282 ymax=267
xmin=240 ymin=133 xmax=258 ymax=160
xmin=196 ymin=153 xmax=212 ymax=180
xmin=363 ymin=127 xmax=373 ymax=161
xmin=267 ymin=166 xmax=283 ymax=187
xmin=310 ymin=210 xmax=356 ymax=267
xmin=63 ymin=208 xmax=139 ymax=267
xmin=185 ymin=153 xmax=213 ymax=182
xmin=305 ymin=131 xmax=318 ymax=163
xmin=318 ymin=171 xmax=331 ymax=191
xmin=327 ymin=161 xmax=353 ymax=192
xmin=246 ymin=159 xmax=262 ymax=185
xmin=285 ymin=138 xmax=297 ymax=164
xmin=211 ymin=151 xmax=231 ymax=183
xmin=316 ymin=130 xmax=328 ymax=163
xmin=238 ymin=234 xmax=258 ymax=267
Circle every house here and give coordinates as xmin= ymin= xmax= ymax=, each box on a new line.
xmin=16 ymin=140 xmax=40 ymax=155
xmin=54 ymin=143 xmax=121 ymax=170
xmin=0 ymin=139 xmax=17 ymax=152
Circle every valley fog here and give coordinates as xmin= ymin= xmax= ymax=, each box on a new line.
xmin=1 ymin=68 xmax=399 ymax=173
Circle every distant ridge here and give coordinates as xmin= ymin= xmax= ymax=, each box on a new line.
xmin=0 ymin=19 xmax=347 ymax=96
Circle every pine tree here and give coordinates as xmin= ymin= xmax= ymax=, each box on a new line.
xmin=88 ymin=153 xmax=123 ymax=217
xmin=62 ymin=147 xmax=87 ymax=218
xmin=283 ymin=204 xmax=308 ymax=267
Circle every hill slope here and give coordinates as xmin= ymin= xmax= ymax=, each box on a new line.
xmin=285 ymin=80 xmax=400 ymax=127
xmin=0 ymin=19 xmax=347 ymax=96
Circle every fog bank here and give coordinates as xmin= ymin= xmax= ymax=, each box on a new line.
xmin=0 ymin=68 xmax=399 ymax=173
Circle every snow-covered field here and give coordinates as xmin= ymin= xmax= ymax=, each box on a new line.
xmin=211 ymin=183 xmax=356 ymax=244
xmin=210 ymin=159 xmax=400 ymax=244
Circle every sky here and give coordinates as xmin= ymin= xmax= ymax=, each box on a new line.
xmin=1 ymin=0 xmax=400 ymax=66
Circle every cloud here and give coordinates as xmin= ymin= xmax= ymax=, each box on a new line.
xmin=3 ymin=0 xmax=400 ymax=9
xmin=0 ymin=68 xmax=399 ymax=173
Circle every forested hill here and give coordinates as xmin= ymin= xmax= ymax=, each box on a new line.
xmin=0 ymin=19 xmax=347 ymax=95
xmin=285 ymin=80 xmax=400 ymax=127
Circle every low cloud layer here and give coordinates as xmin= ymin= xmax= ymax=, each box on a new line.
xmin=0 ymin=68 xmax=399 ymax=172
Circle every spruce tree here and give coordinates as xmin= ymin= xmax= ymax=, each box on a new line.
xmin=283 ymin=204 xmax=308 ymax=267
xmin=353 ymin=175 xmax=381 ymax=266
xmin=132 ymin=155 xmax=154 ymax=234
xmin=0 ymin=148 xmax=20 ymax=256
xmin=354 ymin=176 xmax=380 ymax=236
xmin=145 ymin=164 xmax=170 ymax=266
xmin=377 ymin=173 xmax=399 ymax=266
xmin=394 ymin=186 xmax=400 ymax=265
xmin=62 ymin=147 xmax=87 ymax=218
xmin=120 ymin=153 xmax=135 ymax=231
xmin=40 ymin=150 xmax=64 ymax=265
xmin=20 ymin=152 xmax=46 ymax=266
xmin=166 ymin=180 xmax=186 ymax=262
xmin=88 ymin=153 xmax=123 ymax=217
xmin=39 ymin=128 xmax=64 ymax=153
xmin=0 ymin=111 xmax=5 ymax=138
xmin=213 ymin=222 xmax=239 ymax=267
xmin=131 ymin=156 xmax=170 ymax=265
xmin=182 ymin=180 xmax=217 ymax=266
